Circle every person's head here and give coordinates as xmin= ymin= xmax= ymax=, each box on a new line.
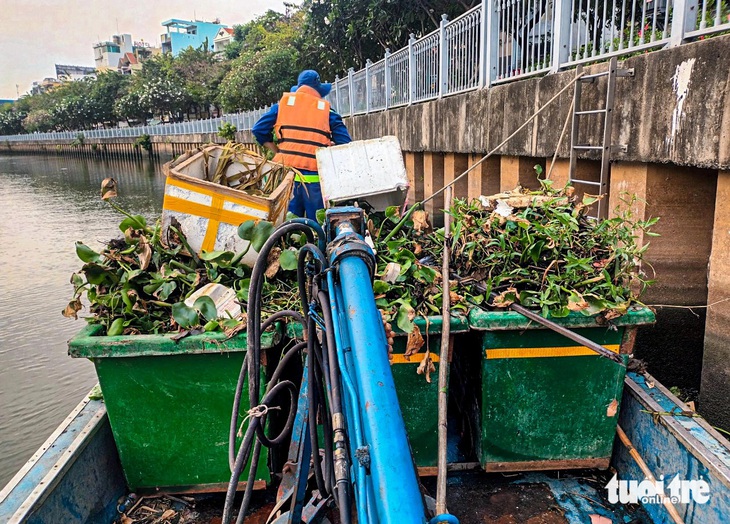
xmin=291 ymin=70 xmax=331 ymax=98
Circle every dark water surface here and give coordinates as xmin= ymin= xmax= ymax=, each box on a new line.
xmin=0 ymin=154 xmax=166 ymax=487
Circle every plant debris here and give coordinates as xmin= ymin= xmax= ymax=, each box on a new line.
xmin=66 ymin=178 xmax=655 ymax=338
xmin=198 ymin=142 xmax=291 ymax=196
xmin=371 ymin=181 xmax=656 ymax=331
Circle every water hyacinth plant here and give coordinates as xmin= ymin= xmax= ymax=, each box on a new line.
xmin=65 ymin=179 xmax=656 ymax=336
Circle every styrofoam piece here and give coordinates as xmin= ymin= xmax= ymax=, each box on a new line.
xmin=184 ymin=283 xmax=241 ymax=319
xmin=316 ymin=136 xmax=409 ymax=211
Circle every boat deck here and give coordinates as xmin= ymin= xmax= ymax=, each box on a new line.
xmin=116 ymin=469 xmax=651 ymax=524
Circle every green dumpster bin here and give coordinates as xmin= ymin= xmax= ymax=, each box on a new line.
xmin=468 ymin=306 xmax=655 ymax=472
xmin=68 ymin=324 xmax=277 ymax=493
xmin=286 ymin=315 xmax=469 ymax=472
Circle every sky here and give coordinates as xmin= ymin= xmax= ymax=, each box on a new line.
xmin=0 ymin=0 xmax=287 ymax=99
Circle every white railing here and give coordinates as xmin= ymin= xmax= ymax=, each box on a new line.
xmin=2 ymin=0 xmax=727 ymax=141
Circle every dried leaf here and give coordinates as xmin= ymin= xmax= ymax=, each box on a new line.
xmin=224 ymin=319 xmax=248 ymax=339
xmin=160 ymin=509 xmax=176 ymax=519
xmin=137 ymin=238 xmax=152 ymax=271
xmin=416 ymin=350 xmax=436 ymax=383
xmin=62 ymin=298 xmax=82 ymax=319
xmin=606 ymin=399 xmax=619 ymax=417
xmin=405 ymin=324 xmax=425 ymax=358
xmin=265 ymin=247 xmax=282 ymax=279
xmin=383 ymin=262 xmax=401 ymax=284
xmin=412 ymin=210 xmax=430 ymax=232
xmin=492 ymin=287 xmax=518 ymax=308
xmin=100 ymin=177 xmax=117 ymax=200
xmin=449 ymin=291 xmax=462 ymax=304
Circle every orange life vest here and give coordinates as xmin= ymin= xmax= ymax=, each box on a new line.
xmin=273 ymin=85 xmax=331 ymax=173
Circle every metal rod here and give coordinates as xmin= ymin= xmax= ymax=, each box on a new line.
xmin=616 ymin=425 xmax=686 ymax=524
xmin=435 ymin=186 xmax=453 ymax=516
xmin=508 ymin=301 xmax=624 ymax=365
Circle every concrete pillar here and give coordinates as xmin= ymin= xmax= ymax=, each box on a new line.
xmin=609 ymin=162 xmax=717 ymax=392
xmin=444 ymin=153 xmax=469 ymax=202
xmin=467 ymin=155 xmax=500 ymax=200
xmin=404 ymin=151 xmax=424 ymax=205
xmin=423 ymin=152 xmax=445 ymax=226
xmin=701 ymin=170 xmax=730 ymax=429
xmin=500 ymin=156 xmax=544 ymax=192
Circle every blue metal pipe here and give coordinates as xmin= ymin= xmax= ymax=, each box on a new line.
xmin=336 ymin=254 xmax=426 ymax=523
xmin=326 ymin=271 xmax=370 ymax=524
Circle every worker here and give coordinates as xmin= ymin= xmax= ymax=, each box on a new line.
xmin=252 ymin=70 xmax=352 ymax=220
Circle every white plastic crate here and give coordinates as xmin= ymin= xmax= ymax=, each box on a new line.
xmin=316 ymin=136 xmax=409 ymax=211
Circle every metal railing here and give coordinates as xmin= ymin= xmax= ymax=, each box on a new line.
xmin=1 ymin=0 xmax=727 ymax=142
xmin=0 ymin=109 xmax=271 ymax=143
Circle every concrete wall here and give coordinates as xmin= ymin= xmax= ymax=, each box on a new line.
xmin=701 ymin=171 xmax=730 ymax=428
xmin=345 ymin=34 xmax=730 ymax=170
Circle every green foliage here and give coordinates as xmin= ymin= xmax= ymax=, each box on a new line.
xmin=299 ymin=0 xmax=477 ymax=79
xmin=371 ymin=187 xmax=656 ymax=323
xmin=218 ymin=122 xmax=238 ymax=141
xmin=219 ymin=47 xmax=300 ymax=112
xmin=71 ymin=133 xmax=85 ymax=147
xmin=134 ymin=133 xmax=152 ymax=152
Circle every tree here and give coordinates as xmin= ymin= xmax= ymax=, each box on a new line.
xmin=218 ymin=8 xmax=304 ymax=112
xmin=0 ymin=104 xmax=25 ymax=135
xmin=298 ymin=0 xmax=478 ymax=79
xmin=174 ymin=46 xmax=229 ymax=118
xmin=89 ymin=71 xmax=131 ymax=127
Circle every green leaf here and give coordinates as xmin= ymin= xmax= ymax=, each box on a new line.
xmin=385 ymin=205 xmax=401 ymax=222
xmin=82 ymin=263 xmax=116 ymax=285
xmin=75 ymin=242 xmax=101 ymax=263
xmin=279 ymin=249 xmax=298 ymax=270
xmin=172 ymin=302 xmax=199 ymax=328
xmin=237 ymin=220 xmax=256 ymax=240
xmin=199 ymin=250 xmax=235 ymax=264
xmin=396 ymin=304 xmax=414 ymax=333
xmin=107 ymin=317 xmax=125 ymax=336
xmin=534 ymin=164 xmax=544 ymax=176
xmin=316 ymin=208 xmax=326 ymax=225
xmin=203 ymin=320 xmax=220 ymax=332
xmin=372 ymin=280 xmax=391 ymax=294
xmin=194 ymin=296 xmax=218 ymax=321
xmin=156 ymin=281 xmax=177 ymax=301
xmin=251 ymin=221 xmax=274 ymax=252
xmin=119 ymin=215 xmax=147 ymax=232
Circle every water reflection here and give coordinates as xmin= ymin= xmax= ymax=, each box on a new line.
xmin=0 ymin=154 xmax=166 ymax=486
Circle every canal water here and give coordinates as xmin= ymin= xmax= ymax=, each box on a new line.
xmin=0 ymin=154 xmax=167 ymax=487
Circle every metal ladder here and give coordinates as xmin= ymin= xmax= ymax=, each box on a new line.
xmin=569 ymin=56 xmax=633 ymax=220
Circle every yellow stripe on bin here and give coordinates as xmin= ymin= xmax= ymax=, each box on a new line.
xmin=485 ymin=344 xmax=620 ymax=360
xmin=163 ymin=195 xmax=259 ymax=226
xmin=201 ymin=194 xmax=225 ymax=251
xmin=166 ymin=176 xmax=270 ymax=213
xmin=391 ymin=353 xmax=440 ymax=364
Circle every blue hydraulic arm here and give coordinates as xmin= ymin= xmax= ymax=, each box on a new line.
xmin=325 ymin=208 xmax=427 ymax=524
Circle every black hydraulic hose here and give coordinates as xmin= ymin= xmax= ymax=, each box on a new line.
xmin=222 ymin=379 xmax=297 ymax=524
xmin=229 ymin=310 xmax=305 ymax=470
xmin=307 ymin=315 xmax=328 ymax=496
xmin=224 ymin=220 xmax=321 ymax=524
xmin=248 ymin=223 xmax=318 ymax=408
xmin=317 ymin=290 xmax=352 ymax=524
